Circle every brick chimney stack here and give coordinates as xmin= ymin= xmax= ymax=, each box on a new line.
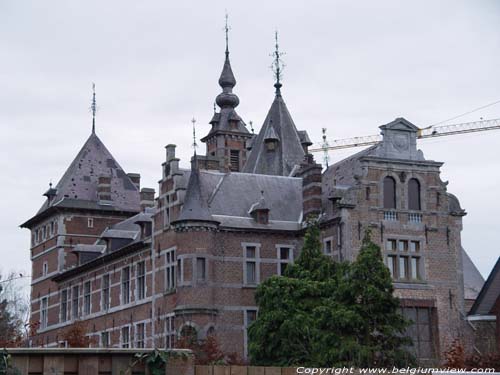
xmin=296 ymin=155 xmax=323 ymax=219
xmin=140 ymin=188 xmax=155 ymax=210
xmin=97 ymin=175 xmax=112 ymax=204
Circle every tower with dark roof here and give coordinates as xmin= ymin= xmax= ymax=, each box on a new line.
xmin=199 ymin=23 xmax=252 ymax=172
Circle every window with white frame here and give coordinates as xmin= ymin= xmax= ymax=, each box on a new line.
xmin=34 ymin=230 xmax=39 ymax=244
xmin=40 ymin=297 xmax=48 ymax=329
xmin=385 ymin=239 xmax=423 ymax=281
xmin=177 ymin=258 xmax=183 ymax=285
xmin=122 ymin=266 xmax=130 ymax=304
xmin=121 ymin=326 xmax=130 ymax=348
xmin=244 ymin=309 xmax=257 ymax=358
xmin=136 ymin=261 xmax=146 ymax=300
xmin=244 ymin=245 xmax=259 ymax=285
xmin=101 ymin=274 xmax=110 ymax=311
xmin=136 ymin=322 xmax=145 ymax=348
xmin=42 ymin=262 xmax=48 ymax=277
xmin=165 ymin=249 xmax=176 ymax=291
xmin=42 ymin=226 xmax=46 ymax=240
xmin=83 ymin=281 xmax=91 ymax=315
xmin=87 ymin=218 xmax=94 ymax=228
xmin=323 ymin=238 xmax=333 ymax=255
xmin=165 ymin=316 xmax=176 ymax=348
xmin=71 ymin=285 xmax=79 ymax=319
xmin=196 ymin=257 xmax=207 ymax=282
xmin=277 ymin=246 xmax=293 ymax=276
xmin=50 ymin=221 xmax=55 ymax=236
xmin=101 ymin=331 xmax=110 ymax=348
xmin=60 ymin=289 xmax=68 ymax=322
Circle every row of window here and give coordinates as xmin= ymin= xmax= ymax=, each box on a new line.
xmin=33 ymin=218 xmax=94 ymax=246
xmin=385 ymin=239 xmax=423 ymax=281
xmin=383 ymin=176 xmax=421 ymax=211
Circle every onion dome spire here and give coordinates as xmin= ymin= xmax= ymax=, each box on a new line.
xmin=216 ymin=13 xmax=239 ymax=109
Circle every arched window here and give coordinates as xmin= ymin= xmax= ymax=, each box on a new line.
xmin=180 ymin=325 xmax=197 ymax=346
xmin=408 ymin=178 xmax=421 ymax=210
xmin=383 ymin=176 xmax=396 ymax=209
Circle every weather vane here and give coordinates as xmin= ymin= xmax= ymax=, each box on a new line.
xmin=224 ymin=11 xmax=230 ymax=55
xmin=271 ymin=31 xmax=285 ymax=95
xmin=191 ymin=117 xmax=198 ymax=153
xmin=91 ymin=83 xmax=97 ymax=133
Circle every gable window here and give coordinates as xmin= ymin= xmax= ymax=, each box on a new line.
xmin=385 ymin=238 xmax=423 ymax=282
xmin=136 ymin=322 xmax=145 ymax=348
xmin=40 ymin=297 xmax=48 ymax=329
xmin=72 ymin=285 xmax=79 ymax=319
xmin=136 ymin=261 xmax=146 ymax=300
xmin=196 ymin=257 xmax=207 ymax=282
xmin=243 ymin=245 xmax=259 ymax=285
xmin=165 ymin=249 xmax=176 ymax=291
xmin=408 ymin=178 xmax=421 ymax=210
xmin=121 ymin=266 xmax=130 ymax=304
xmin=101 ymin=274 xmax=110 ymax=311
xmin=83 ymin=281 xmax=91 ymax=315
xmin=277 ymin=246 xmax=293 ymax=275
xmin=383 ymin=176 xmax=396 ymax=209
xmin=121 ymin=326 xmax=130 ymax=348
xmin=60 ymin=289 xmax=68 ymax=322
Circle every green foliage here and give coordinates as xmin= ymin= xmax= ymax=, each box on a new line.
xmin=248 ymin=225 xmax=415 ymax=368
xmin=0 ymin=349 xmax=21 ymax=375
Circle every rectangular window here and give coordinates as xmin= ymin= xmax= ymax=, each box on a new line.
xmin=42 ymin=262 xmax=48 ymax=276
xmin=165 ymin=316 xmax=176 ymax=349
xmin=101 ymin=274 xmax=110 ymax=311
xmin=83 ymin=281 xmax=91 ymax=315
xmin=165 ymin=249 xmax=176 ymax=291
xmin=399 ymin=256 xmax=409 ymax=279
xmin=398 ymin=240 xmax=408 ymax=252
xmin=177 ymin=259 xmax=183 ymax=285
xmin=136 ymin=261 xmax=146 ymax=300
xmin=411 ymin=257 xmax=420 ymax=280
xmin=387 ymin=256 xmax=396 ymax=278
xmin=244 ymin=246 xmax=258 ymax=285
xmin=101 ymin=331 xmax=110 ymax=348
xmin=386 ymin=238 xmax=423 ymax=282
xmin=88 ymin=218 xmax=94 ymax=228
xmin=386 ymin=239 xmax=397 ymax=251
xmin=121 ymin=326 xmax=130 ymax=348
xmin=410 ymin=241 xmax=420 ymax=253
xmin=244 ymin=309 xmax=258 ymax=359
xmin=72 ymin=285 xmax=79 ymax=319
xmin=401 ymin=307 xmax=435 ymax=359
xmin=324 ymin=240 xmax=332 ymax=255
xmin=277 ymin=247 xmax=293 ymax=276
xmin=41 ymin=297 xmax=48 ymax=329
xmin=230 ymin=150 xmax=240 ymax=172
xmin=60 ymin=289 xmax=68 ymax=322
xmin=50 ymin=221 xmax=55 ymax=236
xmin=122 ymin=267 xmax=130 ymax=304
xmin=136 ymin=323 xmax=145 ymax=348
xmin=196 ymin=257 xmax=206 ymax=282
xmin=42 ymin=226 xmax=46 ymax=240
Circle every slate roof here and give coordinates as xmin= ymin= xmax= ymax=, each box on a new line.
xmin=469 ymin=257 xmax=500 ymax=316
xmin=35 ymin=132 xmax=141 ymax=216
xmin=175 ymin=169 xmax=302 ymax=230
xmin=462 ymin=248 xmax=485 ymax=300
xmin=243 ymin=93 xmax=306 ymax=176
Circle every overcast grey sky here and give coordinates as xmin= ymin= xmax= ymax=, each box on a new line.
xmin=1 ymin=0 xmax=499 ymax=279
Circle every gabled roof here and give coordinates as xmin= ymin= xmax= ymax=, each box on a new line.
xmin=469 ymin=257 xmax=500 ymax=316
xmin=462 ymin=248 xmax=485 ymax=300
xmin=242 ymin=94 xmax=305 ymax=176
xmin=29 ymin=132 xmax=140 ymax=223
xmin=379 ymin=117 xmax=420 ymax=132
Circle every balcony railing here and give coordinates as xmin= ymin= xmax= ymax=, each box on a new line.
xmin=408 ymin=212 xmax=422 ymax=223
xmin=383 ymin=211 xmax=398 ymax=221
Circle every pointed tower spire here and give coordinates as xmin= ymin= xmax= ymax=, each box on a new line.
xmin=91 ymin=82 xmax=97 ymax=134
xmin=191 ymin=117 xmax=198 ymax=156
xmin=271 ymin=31 xmax=285 ymax=96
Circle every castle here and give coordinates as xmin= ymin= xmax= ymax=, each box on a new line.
xmin=21 ymin=31 xmax=488 ymax=364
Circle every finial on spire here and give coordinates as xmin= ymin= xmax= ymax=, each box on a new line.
xmin=224 ymin=11 xmax=230 ymax=56
xmin=271 ymin=31 xmax=285 ymax=96
xmin=91 ymin=83 xmax=97 ymax=133
xmin=191 ymin=117 xmax=198 ymax=154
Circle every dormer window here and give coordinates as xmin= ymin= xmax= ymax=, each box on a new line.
xmin=254 ymin=210 xmax=269 ymax=224
xmin=249 ymin=191 xmax=270 ymax=224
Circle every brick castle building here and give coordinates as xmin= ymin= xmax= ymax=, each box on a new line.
xmin=21 ymin=33 xmax=488 ymax=364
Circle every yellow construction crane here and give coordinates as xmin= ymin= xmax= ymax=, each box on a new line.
xmin=310 ymin=118 xmax=500 ymax=155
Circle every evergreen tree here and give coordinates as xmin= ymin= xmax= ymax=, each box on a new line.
xmin=248 ymin=224 xmax=414 ymax=367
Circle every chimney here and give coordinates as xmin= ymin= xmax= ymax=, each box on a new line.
xmin=165 ymin=144 xmax=176 ymax=162
xmin=296 ymin=156 xmax=323 ymax=219
xmin=97 ymin=175 xmax=112 ymax=204
xmin=127 ymin=173 xmax=141 ymax=190
xmin=140 ymin=188 xmax=155 ymax=210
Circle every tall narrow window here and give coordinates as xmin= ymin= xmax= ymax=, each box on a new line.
xmin=277 ymin=247 xmax=293 ymax=275
xmin=196 ymin=257 xmax=206 ymax=282
xmin=101 ymin=274 xmax=110 ymax=311
xmin=383 ymin=176 xmax=396 ymax=209
xmin=87 ymin=218 xmax=94 ymax=228
xmin=101 ymin=331 xmax=110 ymax=348
xmin=136 ymin=261 xmax=146 ymax=300
xmin=165 ymin=316 xmax=176 ymax=349
xmin=136 ymin=323 xmax=145 ymax=348
xmin=244 ymin=310 xmax=257 ymax=359
xmin=230 ymin=150 xmax=240 ymax=172
xmin=165 ymin=249 xmax=176 ymax=291
xmin=72 ymin=285 xmax=79 ymax=319
xmin=244 ymin=246 xmax=258 ymax=285
xmin=408 ymin=178 xmax=421 ymax=210
xmin=60 ymin=289 xmax=68 ymax=322
xmin=121 ymin=326 xmax=130 ymax=348
xmin=83 ymin=281 xmax=91 ymax=315
xmin=122 ymin=267 xmax=130 ymax=304
xmin=41 ymin=297 xmax=48 ymax=329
